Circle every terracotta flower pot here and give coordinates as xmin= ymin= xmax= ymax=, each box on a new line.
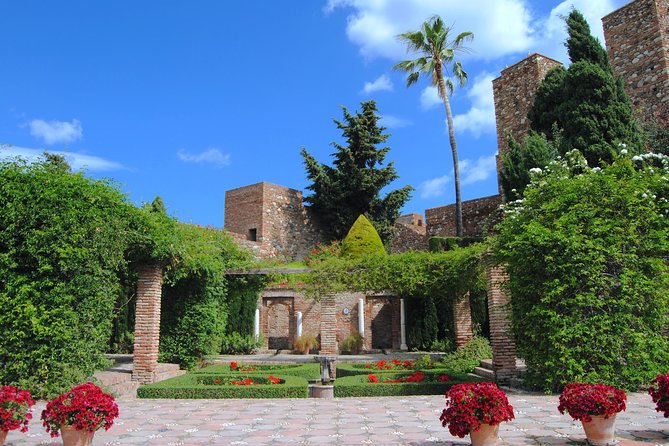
xmin=470 ymin=422 xmax=499 ymax=446
xmin=0 ymin=430 xmax=8 ymax=446
xmin=581 ymin=414 xmax=617 ymax=446
xmin=60 ymin=425 xmax=95 ymax=446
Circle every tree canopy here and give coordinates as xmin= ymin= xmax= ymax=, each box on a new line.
xmin=528 ymin=9 xmax=640 ymax=166
xmin=301 ymin=100 xmax=413 ymax=243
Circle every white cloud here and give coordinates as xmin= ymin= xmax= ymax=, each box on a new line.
xmin=420 ymin=174 xmax=450 ymax=199
xmin=29 ymin=119 xmax=83 ymax=145
xmin=0 ymin=145 xmax=124 ymax=171
xmin=418 ymin=154 xmax=496 ymax=198
xmin=452 ymin=72 xmax=496 ymax=138
xmin=325 ymin=0 xmax=534 ymax=61
xmin=460 ymin=155 xmax=497 ymax=185
xmin=361 ymin=74 xmax=393 ymax=94
xmin=177 ymin=148 xmax=231 ymax=167
xmin=379 ymin=114 xmax=411 ymax=128
xmin=420 ymin=86 xmax=441 ymax=110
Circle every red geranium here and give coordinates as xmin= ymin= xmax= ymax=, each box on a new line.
xmin=558 ymin=383 xmax=626 ymax=422
xmin=230 ymin=361 xmax=238 ymax=370
xmin=268 ymin=375 xmax=280 ymax=384
xmin=0 ymin=386 xmax=35 ymax=432
xmin=41 ymin=382 xmax=119 ymax=438
xmin=437 ymin=375 xmax=450 ymax=382
xmin=440 ymin=382 xmax=515 ymax=438
xmin=649 ymin=374 xmax=669 ymax=417
xmin=383 ymin=371 xmax=425 ymax=384
xmin=368 ymin=374 xmax=379 ymax=383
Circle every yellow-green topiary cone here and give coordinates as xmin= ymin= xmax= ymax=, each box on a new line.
xmin=341 ymin=215 xmax=386 ymax=258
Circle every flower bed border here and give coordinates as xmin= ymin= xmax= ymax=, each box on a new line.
xmin=333 ymin=373 xmax=482 ymax=397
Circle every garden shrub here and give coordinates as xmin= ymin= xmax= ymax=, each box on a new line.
xmin=160 ymin=224 xmax=258 ymax=369
xmin=0 ymin=156 xmax=157 ymax=398
xmin=340 ymin=215 xmax=386 ymax=258
xmin=219 ymin=333 xmax=262 ymax=355
xmin=494 ymin=150 xmax=669 ymax=391
xmin=137 ymin=373 xmax=308 ymax=399
xmin=438 ymin=337 xmax=492 ymax=374
xmin=428 ymin=236 xmax=481 ymax=252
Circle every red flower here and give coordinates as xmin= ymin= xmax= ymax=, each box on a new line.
xmin=365 ymin=364 xmax=372 ymax=369
xmin=41 ymin=382 xmax=119 ymax=438
xmin=649 ymin=374 xmax=669 ymax=417
xmin=558 ymin=383 xmax=626 ymax=422
xmin=230 ymin=361 xmax=238 ymax=370
xmin=437 ymin=375 xmax=450 ymax=382
xmin=268 ymin=375 xmax=281 ymax=384
xmin=440 ymin=382 xmax=514 ymax=438
xmin=368 ymin=374 xmax=379 ymax=384
xmin=0 ymin=386 xmax=35 ymax=432
xmin=214 ymin=378 xmax=221 ymax=384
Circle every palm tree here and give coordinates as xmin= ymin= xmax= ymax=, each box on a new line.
xmin=394 ymin=16 xmax=472 ymax=237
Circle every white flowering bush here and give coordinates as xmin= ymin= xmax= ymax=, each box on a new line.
xmin=494 ymin=149 xmax=669 ymax=391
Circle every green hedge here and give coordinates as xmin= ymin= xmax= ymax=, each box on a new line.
xmin=428 ymin=236 xmax=482 ymax=252
xmin=137 ymin=373 xmax=309 ymax=399
xmin=336 ymin=362 xmax=452 ymax=378
xmin=195 ymin=363 xmax=319 ymax=379
xmin=333 ymin=372 xmax=482 ymax=397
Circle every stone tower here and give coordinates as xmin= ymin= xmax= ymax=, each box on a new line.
xmin=224 ymin=182 xmax=323 ymax=260
xmin=492 ymin=53 xmax=563 ymax=192
xmin=603 ymin=0 xmax=669 ymax=122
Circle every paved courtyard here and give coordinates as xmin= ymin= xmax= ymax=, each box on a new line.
xmin=4 ymin=392 xmax=669 ymax=445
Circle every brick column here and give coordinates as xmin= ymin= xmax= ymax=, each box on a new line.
xmin=453 ymin=292 xmax=474 ymax=347
xmin=132 ymin=265 xmax=163 ymax=384
xmin=318 ymin=294 xmax=337 ymax=378
xmin=486 ymin=265 xmax=517 ymax=385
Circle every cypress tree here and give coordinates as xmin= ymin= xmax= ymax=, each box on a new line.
xmin=528 ymin=9 xmax=641 ymax=166
xmin=301 ymin=101 xmax=413 ymax=243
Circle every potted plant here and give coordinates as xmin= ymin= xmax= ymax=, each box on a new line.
xmin=339 ymin=333 xmax=364 ymax=354
xmin=0 ymin=385 xmax=35 ymax=445
xmin=41 ymin=382 xmax=119 ymax=446
xmin=294 ymin=334 xmax=319 ymax=354
xmin=648 ymin=374 xmax=669 ymax=417
xmin=558 ymin=382 xmax=626 ymax=446
xmin=439 ymin=382 xmax=514 ymax=446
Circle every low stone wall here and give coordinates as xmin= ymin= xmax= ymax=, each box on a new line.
xmin=426 ymin=194 xmax=503 ymax=238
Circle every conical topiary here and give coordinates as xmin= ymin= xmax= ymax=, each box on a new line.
xmin=341 ymin=215 xmax=386 ymax=258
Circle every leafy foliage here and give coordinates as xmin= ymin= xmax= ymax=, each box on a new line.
xmin=341 ymin=215 xmax=386 ymax=258
xmin=439 ymin=336 xmax=492 ymax=374
xmin=160 ymin=224 xmax=260 ymax=369
xmin=500 ymin=132 xmax=557 ymax=201
xmin=301 ymin=100 xmax=413 ymax=243
xmin=307 ymin=246 xmax=488 ymax=350
xmin=0 ymin=157 xmax=140 ymax=398
xmin=528 ymin=9 xmax=641 ymax=166
xmin=494 ymin=150 xmax=669 ymax=391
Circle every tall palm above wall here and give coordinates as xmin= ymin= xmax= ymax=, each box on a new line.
xmin=394 ymin=16 xmax=473 ymax=237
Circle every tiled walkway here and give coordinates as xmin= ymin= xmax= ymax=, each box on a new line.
xmin=5 ymin=392 xmax=669 ymax=445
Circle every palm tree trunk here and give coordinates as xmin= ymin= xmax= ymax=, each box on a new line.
xmin=436 ymin=70 xmax=463 ymax=237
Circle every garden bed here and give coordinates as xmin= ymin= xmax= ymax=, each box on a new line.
xmin=333 ymin=372 xmax=483 ymax=397
xmin=196 ymin=363 xmax=320 ymax=379
xmin=137 ymin=373 xmax=309 ymax=399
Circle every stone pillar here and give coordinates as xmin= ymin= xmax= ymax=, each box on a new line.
xmin=132 ymin=265 xmax=163 ymax=384
xmin=254 ymin=308 xmax=260 ymax=340
xmin=296 ymin=311 xmax=303 ymax=338
xmin=486 ymin=265 xmax=517 ymax=385
xmin=357 ymin=298 xmax=365 ymax=337
xmin=318 ymin=294 xmax=337 ymax=378
xmin=319 ymin=294 xmax=337 ymax=355
xmin=453 ymin=293 xmax=474 ymax=347
xmin=400 ymin=298 xmax=408 ymax=350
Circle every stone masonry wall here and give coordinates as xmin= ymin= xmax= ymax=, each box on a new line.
xmin=426 ymin=194 xmax=503 ymax=238
xmin=492 ymin=53 xmax=563 ymax=156
xmin=603 ymin=0 xmax=669 ymax=122
xmin=258 ymin=289 xmax=401 ymax=353
xmin=390 ymin=221 xmax=428 ymax=253
xmin=225 ymin=182 xmax=325 ymax=261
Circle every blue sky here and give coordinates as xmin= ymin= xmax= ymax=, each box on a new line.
xmin=0 ymin=0 xmax=626 ymax=227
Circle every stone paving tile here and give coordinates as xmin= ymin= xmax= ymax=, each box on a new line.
xmin=3 ymin=393 xmax=669 ymax=445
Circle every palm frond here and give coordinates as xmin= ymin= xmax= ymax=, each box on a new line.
xmin=406 ymin=72 xmax=420 ymax=87
xmin=452 ymin=61 xmax=468 ymax=87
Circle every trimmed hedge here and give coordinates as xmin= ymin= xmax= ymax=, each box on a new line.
xmin=334 ymin=372 xmax=483 ymax=397
xmin=137 ymin=373 xmax=309 ymax=399
xmin=195 ymin=363 xmax=318 ymax=378
xmin=336 ymin=362 xmax=452 ymax=378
